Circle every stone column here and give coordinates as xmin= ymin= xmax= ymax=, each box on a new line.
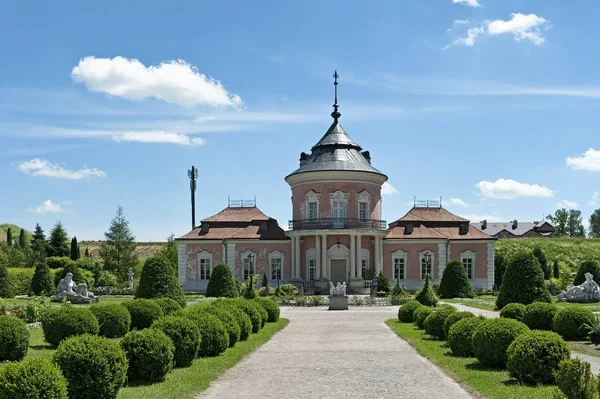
xmin=350 ymin=233 xmax=356 ymax=280
xmin=379 ymin=236 xmax=384 ymax=276
xmin=290 ymin=235 xmax=295 ymax=279
xmin=295 ymin=235 xmax=301 ymax=279
xmin=315 ymin=234 xmax=321 ymax=278
xmin=356 ymin=234 xmax=362 ymax=278
xmin=321 ymin=234 xmax=327 ymax=279
xmin=374 ymin=235 xmax=381 ymax=274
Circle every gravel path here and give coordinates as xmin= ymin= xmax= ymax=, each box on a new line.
xmin=196 ymin=306 xmax=473 ymax=399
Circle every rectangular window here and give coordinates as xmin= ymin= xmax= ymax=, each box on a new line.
xmin=243 ymin=257 xmax=254 ymax=281
xmin=308 ymin=202 xmax=318 ymax=221
xmin=361 ymin=259 xmax=368 ymax=279
xmin=463 ymin=258 xmax=473 ymax=279
xmin=199 ymin=258 xmax=211 ymax=280
xmin=270 ymin=258 xmax=282 ymax=280
xmin=394 ymin=258 xmax=405 ymax=280
xmin=359 ymin=202 xmax=368 ymax=221
xmin=421 ymin=257 xmax=432 ymax=280
xmin=308 ymin=259 xmax=316 ymax=281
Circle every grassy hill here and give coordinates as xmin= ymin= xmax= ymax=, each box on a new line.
xmin=0 ymin=224 xmax=32 ymax=244
xmin=80 ymin=241 xmax=167 ymax=260
xmin=496 ymin=237 xmax=600 ymax=266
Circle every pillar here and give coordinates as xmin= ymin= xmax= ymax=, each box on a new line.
xmin=294 ymin=235 xmax=301 ymax=278
xmin=315 ymin=234 xmax=321 ymax=278
xmin=375 ymin=235 xmax=381 ymax=274
xmin=321 ymin=234 xmax=327 ymax=279
xmin=290 ymin=235 xmax=295 ymax=278
xmin=350 ymin=233 xmax=356 ymax=280
xmin=356 ymin=234 xmax=362 ymax=278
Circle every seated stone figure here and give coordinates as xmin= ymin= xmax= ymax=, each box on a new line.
xmin=52 ymin=272 xmax=98 ymax=304
xmin=558 ymin=272 xmax=600 ymax=303
xmin=329 ymin=282 xmax=347 ymax=296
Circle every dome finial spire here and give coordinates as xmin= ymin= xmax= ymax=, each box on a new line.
xmin=331 ymin=70 xmax=341 ymax=121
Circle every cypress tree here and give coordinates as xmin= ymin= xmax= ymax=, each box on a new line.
xmin=70 ymin=237 xmax=79 ymax=261
xmin=553 ymin=261 xmax=560 ymax=279
xmin=439 ymin=259 xmax=475 ymax=299
xmin=84 ymin=247 xmax=90 ymax=258
xmin=31 ymin=262 xmax=54 ymax=296
xmin=136 ymin=256 xmax=186 ymax=307
xmin=206 ymin=263 xmax=239 ymax=298
xmin=533 ymin=246 xmax=549 ymax=280
xmin=6 ymin=227 xmax=12 ymax=247
xmin=496 ymin=250 xmax=552 ymax=309
xmin=18 ymin=229 xmax=27 ymax=249
xmin=262 ymin=273 xmax=268 ymax=288
xmin=47 ymin=222 xmax=69 ymax=257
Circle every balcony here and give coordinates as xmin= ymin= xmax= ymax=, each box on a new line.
xmin=288 ymin=218 xmax=387 ymax=231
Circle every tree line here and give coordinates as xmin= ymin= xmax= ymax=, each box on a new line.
xmin=546 ymin=208 xmax=600 ymax=238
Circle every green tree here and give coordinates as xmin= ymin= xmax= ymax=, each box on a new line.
xmin=547 ymin=209 xmax=568 ymax=237
xmin=496 ymin=250 xmax=552 ymax=309
xmin=47 ymin=222 xmax=69 ymax=257
xmin=494 ymin=252 xmax=507 ymax=289
xmin=567 ymin=209 xmax=586 ymax=237
xmin=439 ymin=259 xmax=475 ymax=299
xmin=99 ymin=206 xmax=138 ymax=279
xmin=84 ymin=247 xmax=90 ymax=258
xmin=532 ymin=246 xmax=549 ymax=280
xmin=205 ymin=263 xmax=239 ymax=298
xmin=18 ymin=229 xmax=27 ymax=249
xmin=0 ymin=259 xmax=10 ymax=297
xmin=70 ymin=237 xmax=79 ymax=261
xmin=553 ymin=260 xmax=560 ymax=279
xmin=30 ymin=223 xmax=47 ymax=260
xmin=589 ymin=209 xmax=600 ymax=238
xmin=6 ymin=227 xmax=12 ymax=247
xmin=155 ymin=233 xmax=177 ymax=276
xmin=31 ymin=262 xmax=54 ymax=296
xmin=136 ymin=256 xmax=185 ymax=307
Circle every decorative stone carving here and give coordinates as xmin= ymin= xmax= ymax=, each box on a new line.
xmin=370 ymin=278 xmax=378 ymax=297
xmin=558 ymin=272 xmax=600 ymax=303
xmin=52 ymin=272 xmax=98 ymax=304
xmin=328 ymin=282 xmax=348 ymax=310
xmin=329 ymin=282 xmax=347 ymax=296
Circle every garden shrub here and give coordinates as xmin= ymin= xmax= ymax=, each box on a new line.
xmin=30 ymin=262 xmax=54 ymax=296
xmin=496 ymin=249 xmax=552 ymax=309
xmin=254 ymin=300 xmax=268 ymax=327
xmin=90 ymin=304 xmax=131 ymax=338
xmin=439 ymin=259 xmax=475 ymax=299
xmin=0 ymin=261 xmax=10 ymax=298
xmin=309 ymin=295 xmax=324 ymax=306
xmin=242 ymin=278 xmax=258 ymax=300
xmin=211 ymin=300 xmax=252 ymax=341
xmin=553 ymin=307 xmax=594 ymax=340
xmin=199 ymin=305 xmax=241 ymax=347
xmin=413 ymin=306 xmax=434 ymax=330
xmin=253 ymin=297 xmax=280 ymax=322
xmin=205 ymin=263 xmax=239 ymax=298
xmin=95 ymin=270 xmax=118 ymax=287
xmin=506 ymin=330 xmax=570 ymax=384
xmin=494 ymin=252 xmax=507 ymax=289
xmin=233 ymin=298 xmax=263 ymax=333
xmin=0 ymin=315 xmax=29 ymax=361
xmin=0 ymin=358 xmax=68 ymax=399
xmin=573 ymin=260 xmax=600 ymax=286
xmin=424 ymin=307 xmax=456 ymax=339
xmin=277 ymin=284 xmax=298 ymax=296
xmin=122 ymin=299 xmax=164 ymax=330
xmin=53 ymin=262 xmax=90 ymax=287
xmin=448 ymin=317 xmax=485 ymax=357
xmin=46 ymin=256 xmax=75 ymax=270
xmin=472 ymin=318 xmax=530 ymax=368
xmin=376 ymin=271 xmax=390 ymax=293
xmin=533 ymin=246 xmax=550 ymax=280
xmin=6 ymin=268 xmax=38 ymax=296
xmin=53 ymin=334 xmax=127 ymax=399
xmin=154 ymin=297 xmax=182 ymax=315
xmin=499 ymin=302 xmax=526 ymax=321
xmin=555 ymin=358 xmax=597 ymax=399
xmin=186 ymin=311 xmax=229 ymax=357
xmin=443 ymin=311 xmax=475 ymax=339
xmin=398 ymin=300 xmax=423 ymax=323
xmin=522 ymin=302 xmax=557 ymax=331
xmin=42 ymin=307 xmax=99 ymax=347
xmin=121 ymin=329 xmax=174 ymax=382
xmin=135 ymin=256 xmax=186 ymax=307
xmin=258 ymin=286 xmax=275 ymax=296
xmin=152 ymin=315 xmax=200 ymax=367
xmin=415 ymin=274 xmax=438 ymax=307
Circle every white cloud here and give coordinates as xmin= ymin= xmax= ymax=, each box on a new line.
xmin=447 ymin=198 xmax=468 ymax=207
xmin=566 ymin=148 xmax=600 ymax=171
xmin=32 ymin=200 xmax=68 ymax=213
xmin=590 ymin=192 xmax=598 ymax=207
xmin=556 ymin=200 xmax=578 ymax=209
xmin=476 ymin=178 xmax=555 ymax=199
xmin=16 ymin=158 xmax=107 ymax=179
xmin=447 ymin=13 xmax=549 ymax=48
xmin=112 ymin=131 xmax=205 ymax=146
xmin=454 ymin=19 xmax=470 ymax=25
xmin=381 ymin=182 xmax=399 ymax=195
xmin=453 ymin=0 xmax=481 ymax=7
xmin=72 ymin=56 xmax=243 ymax=108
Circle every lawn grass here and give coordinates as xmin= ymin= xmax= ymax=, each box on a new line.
xmin=568 ymin=341 xmax=600 ymax=358
xmin=386 ymin=319 xmax=557 ymax=399
xmin=442 ymin=296 xmax=497 ymax=311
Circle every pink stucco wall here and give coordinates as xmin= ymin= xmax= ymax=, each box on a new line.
xmin=383 ymin=243 xmax=441 ymax=279
xmin=449 ymin=242 xmax=489 ymax=279
xmin=186 ymin=243 xmax=224 ymax=281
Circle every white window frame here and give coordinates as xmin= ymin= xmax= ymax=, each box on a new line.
xmin=356 ymin=190 xmax=371 ymax=221
xmin=460 ymin=250 xmax=476 ymax=280
xmin=329 ymin=190 xmax=349 ymax=219
xmin=419 ymin=250 xmax=435 ymax=280
xmin=268 ymin=250 xmax=284 ymax=281
xmin=391 ymin=249 xmax=407 ymax=281
xmin=305 ymin=190 xmax=320 ymax=221
xmin=308 ymin=259 xmax=317 ymax=281
xmin=306 ymin=248 xmax=318 ymax=280
xmin=196 ymin=250 xmax=213 ymax=281
xmin=240 ymin=250 xmax=257 ymax=281
xmin=360 ymin=248 xmax=370 ymax=279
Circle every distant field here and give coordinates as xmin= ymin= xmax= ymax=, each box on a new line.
xmin=79 ymin=241 xmax=167 ymax=260
xmin=0 ymin=223 xmax=32 ymax=243
xmin=496 ymin=237 xmax=600 ymax=265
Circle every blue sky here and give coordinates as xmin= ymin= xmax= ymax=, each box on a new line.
xmin=1 ymin=0 xmax=599 ymax=241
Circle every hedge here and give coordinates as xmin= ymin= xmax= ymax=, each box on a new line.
xmin=233 ymin=298 xmax=264 ymax=333
xmin=413 ymin=307 xmax=434 ymax=330
xmin=573 ymin=260 xmax=600 ymax=286
xmin=253 ymin=297 xmax=280 ymax=322
xmin=151 ymin=316 xmax=201 ymax=368
xmin=121 ymin=329 xmax=175 ymax=382
xmin=0 ymin=315 xmax=29 ymax=361
xmin=522 ymin=302 xmax=557 ymax=331
xmin=41 ymin=307 xmax=99 ymax=347
xmin=398 ymin=300 xmax=423 ymax=323
xmin=122 ymin=299 xmax=164 ymax=330
xmin=553 ymin=307 xmax=595 ymax=340
xmin=472 ymin=318 xmax=530 ymax=368
xmin=211 ymin=300 xmax=252 ymax=341
xmin=443 ymin=311 xmax=475 ymax=339
xmin=186 ymin=311 xmax=229 ymax=357
xmin=0 ymin=358 xmax=68 ymax=399
xmin=448 ymin=317 xmax=485 ymax=357
xmin=90 ymin=304 xmax=131 ymax=338
xmin=424 ymin=307 xmax=456 ymax=340
xmin=499 ymin=303 xmax=525 ymax=321
xmin=153 ymin=297 xmax=183 ymax=316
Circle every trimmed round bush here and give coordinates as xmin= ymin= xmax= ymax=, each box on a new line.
xmin=0 ymin=315 xmax=29 ymax=361
xmin=0 ymin=358 xmax=68 ymax=399
xmin=448 ymin=317 xmax=485 ymax=357
xmin=424 ymin=307 xmax=457 ymax=340
xmin=573 ymin=260 xmax=600 ymax=286
xmin=30 ymin=262 xmax=54 ymax=296
xmin=413 ymin=307 xmax=434 ymax=330
xmin=472 ymin=318 xmax=530 ymax=368
xmin=253 ymin=297 xmax=280 ymax=322
xmin=122 ymin=299 xmax=164 ymax=330
xmin=199 ymin=305 xmax=241 ymax=347
xmin=42 ymin=307 xmax=99 ymax=347
xmin=499 ymin=303 xmax=525 ymax=321
xmin=205 ymin=263 xmax=239 ymax=298
xmin=211 ymin=300 xmax=252 ymax=341
xmin=154 ymin=297 xmax=183 ymax=316
xmin=187 ymin=311 xmax=229 ymax=357
xmin=233 ymin=298 xmax=263 ymax=333
xmin=555 ymin=358 xmax=597 ymax=399
xmin=415 ymin=275 xmax=438 ymax=307
xmin=553 ymin=307 xmax=594 ymax=340
xmin=439 ymin=260 xmax=475 ymax=299
xmin=90 ymin=304 xmax=131 ymax=338
xmin=496 ymin=250 xmax=552 ymax=309
xmin=443 ymin=311 xmax=475 ymax=339
xmin=255 ymin=302 xmax=268 ymax=327
xmin=152 ymin=316 xmax=200 ymax=367
xmin=398 ymin=300 xmax=423 ymax=323
xmin=506 ymin=330 xmax=570 ymax=384
xmin=135 ymin=256 xmax=186 ymax=307
xmin=522 ymin=302 xmax=557 ymax=331
xmin=121 ymin=329 xmax=174 ymax=382
xmin=53 ymin=334 xmax=127 ymax=399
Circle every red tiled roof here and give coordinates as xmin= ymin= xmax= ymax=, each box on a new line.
xmin=201 ymin=207 xmax=270 ymax=223
xmin=385 ymin=224 xmax=494 ymax=240
xmin=394 ymin=207 xmax=469 ymax=223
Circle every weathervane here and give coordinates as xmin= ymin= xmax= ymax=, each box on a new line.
xmin=331 ymin=70 xmax=341 ymax=121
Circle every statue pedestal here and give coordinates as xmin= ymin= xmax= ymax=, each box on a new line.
xmin=328 ymin=295 xmax=348 ymax=311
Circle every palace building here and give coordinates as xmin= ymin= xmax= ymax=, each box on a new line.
xmin=176 ymin=73 xmax=496 ymax=294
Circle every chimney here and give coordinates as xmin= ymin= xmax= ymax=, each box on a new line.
xmin=512 ymin=220 xmax=518 ymax=230
xmin=481 ymin=220 xmax=488 ymax=230
xmin=299 ymin=152 xmax=309 ymax=166
xmin=361 ymin=151 xmax=371 ymax=164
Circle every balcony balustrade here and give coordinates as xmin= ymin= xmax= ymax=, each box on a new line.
xmin=288 ymin=217 xmax=387 ymax=231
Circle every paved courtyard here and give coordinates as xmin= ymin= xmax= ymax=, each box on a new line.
xmin=196 ymin=306 xmax=473 ymax=399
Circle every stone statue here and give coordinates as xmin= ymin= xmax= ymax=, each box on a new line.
xmin=52 ymin=272 xmax=98 ymax=304
xmin=329 ymin=282 xmax=347 ymax=296
xmin=128 ymin=267 xmax=134 ymax=290
xmin=370 ymin=278 xmax=378 ymax=297
xmin=558 ymin=272 xmax=600 ymax=303
xmin=328 ymin=281 xmax=348 ymax=310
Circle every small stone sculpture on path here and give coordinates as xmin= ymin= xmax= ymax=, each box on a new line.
xmin=52 ymin=272 xmax=98 ymax=304
xmin=329 ymin=281 xmax=348 ymax=310
xmin=329 ymin=282 xmax=347 ymax=296
xmin=128 ymin=267 xmax=134 ymax=290
xmin=558 ymin=272 xmax=600 ymax=303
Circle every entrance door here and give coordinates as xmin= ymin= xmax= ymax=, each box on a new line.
xmin=332 ymin=201 xmax=345 ymax=228
xmin=330 ymin=259 xmax=347 ymax=285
